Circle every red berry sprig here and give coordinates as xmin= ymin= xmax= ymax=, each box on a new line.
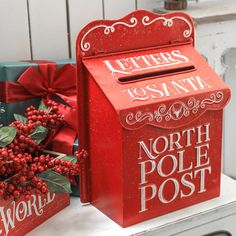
xmin=7 ymin=125 xmax=37 ymax=154
xmin=0 ymin=100 xmax=83 ymax=201
xmin=26 ymin=100 xmax=63 ymax=128
xmin=74 ymin=149 xmax=88 ymax=166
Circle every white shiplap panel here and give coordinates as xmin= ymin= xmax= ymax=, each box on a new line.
xmin=223 ymin=48 xmax=236 ymax=178
xmin=69 ymin=0 xmax=103 ymax=58
xmin=137 ymin=0 xmax=159 ymax=11
xmin=29 ymin=0 xmax=69 ymax=59
xmin=0 ymin=0 xmax=31 ymax=61
xmin=104 ymin=0 xmax=136 ymax=19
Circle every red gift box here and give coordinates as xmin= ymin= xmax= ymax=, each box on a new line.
xmin=0 ymin=192 xmax=69 ymax=236
xmin=76 ymin=10 xmax=231 ymax=227
xmin=0 ymin=60 xmax=77 ymax=150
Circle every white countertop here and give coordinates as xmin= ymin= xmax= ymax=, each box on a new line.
xmin=27 ymin=174 xmax=236 ymax=236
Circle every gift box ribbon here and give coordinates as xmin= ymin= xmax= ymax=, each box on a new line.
xmin=0 ymin=61 xmax=76 ymax=103
xmin=51 ymin=126 xmax=77 ymax=154
xmin=0 ymin=61 xmax=77 ymax=153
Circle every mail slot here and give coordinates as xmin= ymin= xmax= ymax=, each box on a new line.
xmin=76 ymin=10 xmax=231 ymax=227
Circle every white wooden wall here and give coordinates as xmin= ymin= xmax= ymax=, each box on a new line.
xmin=0 ymin=0 xmax=161 ymax=61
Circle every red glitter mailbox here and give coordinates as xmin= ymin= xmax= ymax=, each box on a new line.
xmin=76 ymin=10 xmax=231 ymax=227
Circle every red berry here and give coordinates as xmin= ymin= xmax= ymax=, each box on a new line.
xmin=13 ymin=139 xmax=19 ymax=145
xmin=28 ymin=171 xmax=35 ymax=178
xmin=17 ymin=154 xmax=23 ymax=158
xmin=31 ymin=115 xmax=37 ymax=121
xmin=13 ymin=190 xmax=20 ymax=198
xmin=60 ymin=161 xmax=66 ymax=166
xmin=70 ymin=170 xmax=76 ymax=175
xmin=28 ymin=147 xmax=34 ymax=153
xmin=66 ymin=162 xmax=72 ymax=167
xmin=0 ymin=166 xmax=6 ymax=175
xmin=41 ymin=186 xmax=47 ymax=193
xmin=36 ymin=182 xmax=42 ymax=189
xmin=54 ymin=167 xmax=62 ymax=174
xmin=31 ymin=176 xmax=38 ymax=183
xmin=8 ymin=143 xmax=14 ymax=149
xmin=1 ymin=151 xmax=8 ymax=158
xmin=4 ymin=195 xmax=10 ymax=200
xmin=38 ymin=166 xmax=44 ymax=173
xmin=7 ymin=184 xmax=15 ymax=193
xmin=49 ymin=119 xmax=55 ymax=125
xmin=13 ymin=157 xmax=20 ymax=164
xmin=48 ymin=161 xmax=54 ymax=168
xmin=19 ymin=176 xmax=26 ymax=183
xmin=54 ymin=159 xmax=61 ymax=165
xmin=45 ymin=156 xmax=50 ymax=162
xmin=36 ymin=189 xmax=41 ymax=194
xmin=14 ymin=146 xmax=20 ymax=152
xmin=24 ymin=194 xmax=30 ymax=200
xmin=39 ymin=156 xmax=45 ymax=164
xmin=23 ymin=126 xmax=29 ymax=133
xmin=19 ymin=135 xmax=25 ymax=142
xmin=63 ymin=167 xmax=69 ymax=173
xmin=0 ymin=182 xmax=6 ymax=189
xmin=30 ymin=164 xmax=37 ymax=171
xmin=26 ymin=185 xmax=32 ymax=191
xmin=25 ymin=155 xmax=32 ymax=162
xmin=52 ymin=106 xmax=58 ymax=112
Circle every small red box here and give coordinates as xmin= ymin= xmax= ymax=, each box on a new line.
xmin=76 ymin=10 xmax=231 ymax=227
xmin=0 ymin=193 xmax=69 ymax=235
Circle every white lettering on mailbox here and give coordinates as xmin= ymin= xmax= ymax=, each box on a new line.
xmin=103 ymin=50 xmax=189 ymax=75
xmin=124 ymin=76 xmax=212 ymax=102
xmin=137 ymin=123 xmax=211 ymax=213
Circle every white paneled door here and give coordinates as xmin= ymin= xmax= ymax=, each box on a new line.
xmin=0 ymin=0 xmax=31 ymax=61
xmin=69 ymin=0 xmax=103 ymax=58
xmin=137 ymin=0 xmax=158 ymax=11
xmin=28 ymin=0 xmax=69 ymax=60
xmin=103 ymin=0 xmax=136 ymax=19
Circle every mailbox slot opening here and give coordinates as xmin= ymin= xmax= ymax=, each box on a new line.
xmin=118 ymin=65 xmax=195 ymax=83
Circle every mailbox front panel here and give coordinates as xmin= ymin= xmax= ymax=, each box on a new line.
xmin=122 ymin=110 xmax=222 ymax=226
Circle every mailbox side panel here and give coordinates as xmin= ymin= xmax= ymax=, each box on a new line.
xmin=88 ymin=73 xmax=124 ymax=225
xmin=122 ymin=110 xmax=223 ymax=227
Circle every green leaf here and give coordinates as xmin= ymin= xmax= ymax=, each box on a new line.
xmin=0 ymin=126 xmax=17 ymax=147
xmin=38 ymin=100 xmax=49 ymax=113
xmin=14 ymin=114 xmax=27 ymax=124
xmin=29 ymin=125 xmax=48 ymax=144
xmin=37 ymin=170 xmax=72 ymax=193
xmin=60 ymin=155 xmax=77 ymax=164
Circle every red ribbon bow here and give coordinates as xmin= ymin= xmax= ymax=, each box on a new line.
xmin=0 ymin=62 xmax=76 ymax=103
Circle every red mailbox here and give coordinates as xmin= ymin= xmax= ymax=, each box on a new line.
xmin=76 ymin=10 xmax=231 ymax=227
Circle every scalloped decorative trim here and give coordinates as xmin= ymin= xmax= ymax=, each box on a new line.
xmin=80 ymin=15 xmax=192 ymax=52
xmin=125 ymin=91 xmax=223 ymax=126
xmin=81 ymin=17 xmax=138 ymax=52
xmin=141 ymin=15 xmax=192 ymax=38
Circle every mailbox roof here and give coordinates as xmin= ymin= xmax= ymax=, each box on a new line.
xmin=83 ymin=43 xmax=230 ymax=129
